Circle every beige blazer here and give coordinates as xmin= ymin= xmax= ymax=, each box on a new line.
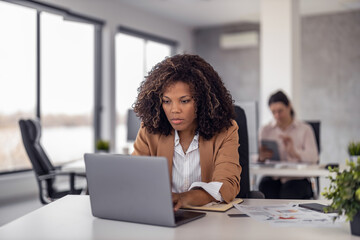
xmin=132 ymin=120 xmax=241 ymax=203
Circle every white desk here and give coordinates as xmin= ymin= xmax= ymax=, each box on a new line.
xmin=61 ymin=159 xmax=85 ymax=173
xmin=250 ymin=163 xmax=331 ymax=178
xmin=0 ymin=195 xmax=356 ymax=240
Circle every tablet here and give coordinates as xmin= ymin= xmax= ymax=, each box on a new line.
xmin=260 ymin=140 xmax=280 ymax=161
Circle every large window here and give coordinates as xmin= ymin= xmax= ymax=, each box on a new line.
xmin=115 ymin=29 xmax=176 ymax=152
xmin=0 ymin=0 xmax=103 ymax=173
xmin=40 ymin=12 xmax=94 ymax=164
xmin=0 ymin=2 xmax=36 ymax=172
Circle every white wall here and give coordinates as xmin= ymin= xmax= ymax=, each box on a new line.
xmin=260 ymin=0 xmax=301 ymax=125
xmin=41 ymin=0 xmax=194 ymax=148
xmin=194 ymin=10 xmax=360 ymax=165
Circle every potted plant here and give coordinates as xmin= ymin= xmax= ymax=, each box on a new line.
xmin=348 ymin=141 xmax=360 ymax=162
xmin=322 ymin=158 xmax=360 ymax=236
xmin=96 ymin=139 xmax=110 ymax=153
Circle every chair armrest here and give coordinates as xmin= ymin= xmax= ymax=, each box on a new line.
xmin=57 ymin=171 xmax=86 ymax=178
xmin=37 ymin=172 xmax=58 ymax=181
xmin=38 ymin=170 xmax=87 ymax=195
xmin=38 ymin=171 xmax=86 ymax=181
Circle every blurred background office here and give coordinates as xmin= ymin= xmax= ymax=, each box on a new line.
xmin=0 ymin=0 xmax=359 ymax=225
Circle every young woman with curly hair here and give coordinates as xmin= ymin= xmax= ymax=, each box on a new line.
xmin=132 ymin=54 xmax=241 ymax=211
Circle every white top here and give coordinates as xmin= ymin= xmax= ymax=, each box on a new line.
xmin=172 ymin=130 xmax=223 ymax=201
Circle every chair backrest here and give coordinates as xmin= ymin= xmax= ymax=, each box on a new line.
xmin=305 ymin=121 xmax=321 ymax=153
xmin=127 ymin=109 xmax=141 ymax=142
xmin=234 ymin=105 xmax=250 ymax=198
xmin=18 ymin=119 xmax=55 ymax=177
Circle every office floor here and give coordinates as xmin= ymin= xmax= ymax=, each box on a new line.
xmin=0 ymin=174 xmax=87 ymax=227
xmin=0 ymin=194 xmax=41 ymax=227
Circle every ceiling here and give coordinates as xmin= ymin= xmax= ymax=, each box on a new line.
xmin=114 ymin=0 xmax=360 ymax=28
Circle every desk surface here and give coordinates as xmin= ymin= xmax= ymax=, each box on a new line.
xmin=0 ymin=195 xmax=356 ymax=240
xmin=62 ymin=158 xmax=85 ymax=173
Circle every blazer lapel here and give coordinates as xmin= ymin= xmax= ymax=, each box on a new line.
xmin=157 ymin=131 xmax=175 ymax=181
xmin=199 ymin=136 xmax=214 ymax=182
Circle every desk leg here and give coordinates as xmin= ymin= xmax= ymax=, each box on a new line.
xmin=310 ymin=177 xmax=321 ymax=199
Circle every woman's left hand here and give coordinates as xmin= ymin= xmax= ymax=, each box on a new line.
xmin=172 ymin=192 xmax=190 ymax=211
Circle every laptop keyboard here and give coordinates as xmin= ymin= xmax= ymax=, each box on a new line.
xmin=173 ymin=210 xmax=206 ymax=226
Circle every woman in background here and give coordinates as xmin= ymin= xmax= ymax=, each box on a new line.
xmin=258 ymin=90 xmax=318 ymax=199
xmin=132 ymin=54 xmax=241 ymax=210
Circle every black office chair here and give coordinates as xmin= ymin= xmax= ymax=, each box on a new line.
xmin=19 ymin=118 xmax=87 ymax=204
xmin=234 ymin=105 xmax=265 ymax=199
xmin=127 ymin=108 xmax=141 ymax=142
xmin=306 ymin=121 xmax=321 ymax=198
xmin=306 ymin=121 xmax=320 ymax=154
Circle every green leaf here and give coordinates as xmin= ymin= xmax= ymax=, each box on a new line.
xmin=323 ymin=157 xmax=360 ymax=221
xmin=356 ymin=188 xmax=360 ymax=202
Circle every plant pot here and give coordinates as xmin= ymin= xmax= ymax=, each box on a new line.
xmin=97 ymin=150 xmax=109 ymax=154
xmin=350 ymin=211 xmax=360 ymax=236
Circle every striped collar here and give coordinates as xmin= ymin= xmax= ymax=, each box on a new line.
xmin=174 ymin=130 xmax=199 ymax=154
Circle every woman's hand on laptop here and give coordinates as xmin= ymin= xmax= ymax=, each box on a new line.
xmin=172 ymin=189 xmax=215 ymax=211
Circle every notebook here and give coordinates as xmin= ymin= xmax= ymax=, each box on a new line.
xmin=84 ymin=153 xmax=206 ymax=227
xmin=182 ymin=198 xmax=243 ymax=212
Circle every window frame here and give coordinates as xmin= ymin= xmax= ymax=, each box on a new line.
xmin=118 ymin=26 xmax=178 ymax=54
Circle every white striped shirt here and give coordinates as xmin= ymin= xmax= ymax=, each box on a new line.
xmin=171 ymin=130 xmax=223 ymax=201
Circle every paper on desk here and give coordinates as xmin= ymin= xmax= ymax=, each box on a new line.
xmin=234 ymin=203 xmax=345 ymax=227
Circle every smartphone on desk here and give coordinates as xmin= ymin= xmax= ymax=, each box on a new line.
xmin=298 ymin=203 xmax=337 ymax=213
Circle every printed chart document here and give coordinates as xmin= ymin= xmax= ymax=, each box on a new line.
xmin=183 ymin=198 xmax=243 ymax=212
xmin=234 ymin=203 xmax=345 ymax=227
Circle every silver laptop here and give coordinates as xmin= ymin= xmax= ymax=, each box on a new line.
xmin=84 ymin=153 xmax=206 ymax=227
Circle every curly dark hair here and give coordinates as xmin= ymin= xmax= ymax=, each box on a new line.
xmin=133 ymin=54 xmax=235 ymax=140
